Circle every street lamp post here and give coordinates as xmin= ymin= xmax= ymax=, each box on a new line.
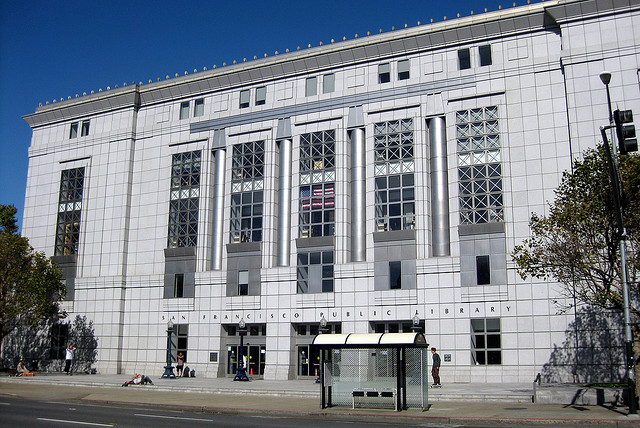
xmin=234 ymin=318 xmax=250 ymax=381
xmin=161 ymin=319 xmax=176 ymax=379
xmin=411 ymin=314 xmax=422 ymax=333
xmin=599 ymin=71 xmax=637 ymax=414
xmin=316 ymin=316 xmax=329 ymax=383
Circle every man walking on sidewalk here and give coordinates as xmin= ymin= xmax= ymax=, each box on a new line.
xmin=431 ymin=347 xmax=441 ymax=386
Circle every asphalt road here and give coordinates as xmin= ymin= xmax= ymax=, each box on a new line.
xmin=0 ymin=396 xmax=444 ymax=428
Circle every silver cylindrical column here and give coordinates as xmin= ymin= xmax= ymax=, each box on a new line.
xmin=429 ymin=116 xmax=450 ymax=257
xmin=211 ymin=148 xmax=226 ymax=270
xmin=351 ymin=128 xmax=366 ymax=262
xmin=277 ymin=138 xmax=292 ymax=266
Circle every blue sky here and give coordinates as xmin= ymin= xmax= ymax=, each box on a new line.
xmin=1 ymin=0 xmax=512 ymax=231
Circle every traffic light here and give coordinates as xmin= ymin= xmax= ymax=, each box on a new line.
xmin=613 ymin=109 xmax=638 ymax=154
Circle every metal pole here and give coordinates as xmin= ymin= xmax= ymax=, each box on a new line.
xmin=234 ymin=320 xmax=250 ymax=381
xmin=600 ymin=109 xmax=638 ymax=413
xmin=161 ymin=323 xmax=175 ymax=378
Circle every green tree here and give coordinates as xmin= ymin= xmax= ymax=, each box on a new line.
xmin=0 ymin=205 xmax=66 ymax=347
xmin=512 ymin=146 xmax=639 ymax=395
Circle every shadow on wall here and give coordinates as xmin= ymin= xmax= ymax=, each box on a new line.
xmin=542 ymin=306 xmax=625 ymax=384
xmin=2 ymin=315 xmax=98 ymax=373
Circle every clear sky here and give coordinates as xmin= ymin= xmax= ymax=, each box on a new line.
xmin=1 ymin=0 xmax=516 ymax=232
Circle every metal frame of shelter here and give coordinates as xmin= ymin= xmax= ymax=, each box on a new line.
xmin=311 ymin=332 xmax=430 ymax=411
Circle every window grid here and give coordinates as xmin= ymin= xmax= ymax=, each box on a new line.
xmin=299 ymin=130 xmax=335 ymax=238
xmin=398 ymin=59 xmax=410 ymax=80
xmin=305 ymin=77 xmax=317 ymax=96
xmin=471 ymin=318 xmax=501 ymax=365
xmin=55 ymin=167 xmax=85 ymax=256
xmin=456 ymin=106 xmax=503 ymax=224
xmin=374 ymin=119 xmax=415 ymax=232
xmin=238 ymin=270 xmax=249 ymax=295
xmin=255 ymin=87 xmax=266 ymax=105
xmin=297 ymin=250 xmax=334 ymax=293
xmin=231 ymin=141 xmax=264 ymax=243
xmin=168 ymin=150 xmax=201 ymax=248
xmin=458 ymin=48 xmax=471 ymax=70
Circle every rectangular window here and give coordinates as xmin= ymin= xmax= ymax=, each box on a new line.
xmin=479 ymin=45 xmax=492 ymax=67
xmin=49 ymin=323 xmax=69 ymax=360
xmin=305 ymin=77 xmax=317 ymax=96
xmin=378 ymin=63 xmax=390 ymax=83
xmin=239 ymin=90 xmax=250 ymax=108
xmin=230 ymin=141 xmax=264 ymax=243
xmin=194 ymin=98 xmax=204 ymax=117
xmin=238 ymin=270 xmax=249 ymax=296
xmin=476 ymin=255 xmax=490 ymax=285
xmin=397 ymin=59 xmax=410 ymax=80
xmin=80 ymin=120 xmax=90 ymax=136
xmin=458 ymin=48 xmax=471 ymax=70
xmin=456 ymin=106 xmax=503 ymax=224
xmin=374 ymin=119 xmax=415 ymax=232
xmin=471 ymin=318 xmax=501 ymax=365
xmin=389 ymin=261 xmax=402 ymax=289
xmin=55 ymin=167 xmax=85 ymax=256
xmin=174 ymin=273 xmax=184 ymax=298
xmin=69 ymin=122 xmax=78 ymax=139
xmin=255 ymin=86 xmax=266 ymax=105
xmin=299 ymin=130 xmax=335 ymax=238
xmin=323 ymin=73 xmax=335 ymax=93
xmin=168 ymin=150 xmax=201 ymax=248
xmin=297 ymin=250 xmax=334 ymax=293
xmin=180 ymin=101 xmax=190 ymax=119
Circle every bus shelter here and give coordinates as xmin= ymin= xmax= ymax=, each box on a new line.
xmin=311 ymin=332 xmax=430 ymax=411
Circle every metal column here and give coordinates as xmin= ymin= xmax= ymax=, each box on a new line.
xmin=276 ymin=118 xmax=292 ymax=266
xmin=428 ymin=116 xmax=450 ymax=256
xmin=211 ymin=147 xmax=226 ymax=270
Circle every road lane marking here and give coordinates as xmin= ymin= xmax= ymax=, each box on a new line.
xmin=0 ymin=402 xmax=10 ymax=405
xmin=37 ymin=418 xmax=114 ymax=426
xmin=135 ymin=413 xmax=213 ymax=422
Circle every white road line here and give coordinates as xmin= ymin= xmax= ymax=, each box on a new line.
xmin=36 ymin=418 xmax=114 ymax=426
xmin=0 ymin=402 xmax=10 ymax=405
xmin=135 ymin=413 xmax=213 ymax=422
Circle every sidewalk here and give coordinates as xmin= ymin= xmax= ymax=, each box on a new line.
xmin=1 ymin=374 xmax=639 ymax=426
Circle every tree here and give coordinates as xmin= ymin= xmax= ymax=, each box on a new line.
xmin=513 ymin=146 xmax=639 ymax=397
xmin=0 ymin=204 xmax=66 ymax=347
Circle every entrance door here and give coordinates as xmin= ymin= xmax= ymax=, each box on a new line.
xmin=297 ymin=345 xmax=320 ymax=377
xmin=227 ymin=345 xmax=266 ymax=376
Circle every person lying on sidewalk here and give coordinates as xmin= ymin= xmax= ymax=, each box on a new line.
xmin=121 ymin=373 xmax=153 ymax=386
xmin=16 ymin=359 xmax=31 ymax=376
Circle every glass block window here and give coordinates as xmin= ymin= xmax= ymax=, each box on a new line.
xmin=374 ymin=119 xmax=415 ymax=232
xmin=299 ymin=130 xmax=335 ymax=238
xmin=297 ymin=250 xmax=334 ymax=293
xmin=456 ymin=106 xmax=503 ymax=224
xmin=471 ymin=318 xmax=501 ymax=365
xmin=55 ymin=167 xmax=85 ymax=256
xmin=168 ymin=150 xmax=201 ymax=248
xmin=230 ymin=141 xmax=264 ymax=243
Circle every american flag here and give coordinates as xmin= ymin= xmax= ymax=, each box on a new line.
xmin=301 ymin=184 xmax=334 ymax=209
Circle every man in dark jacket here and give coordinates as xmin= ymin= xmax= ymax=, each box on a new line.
xmin=431 ymin=347 xmax=441 ymax=386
